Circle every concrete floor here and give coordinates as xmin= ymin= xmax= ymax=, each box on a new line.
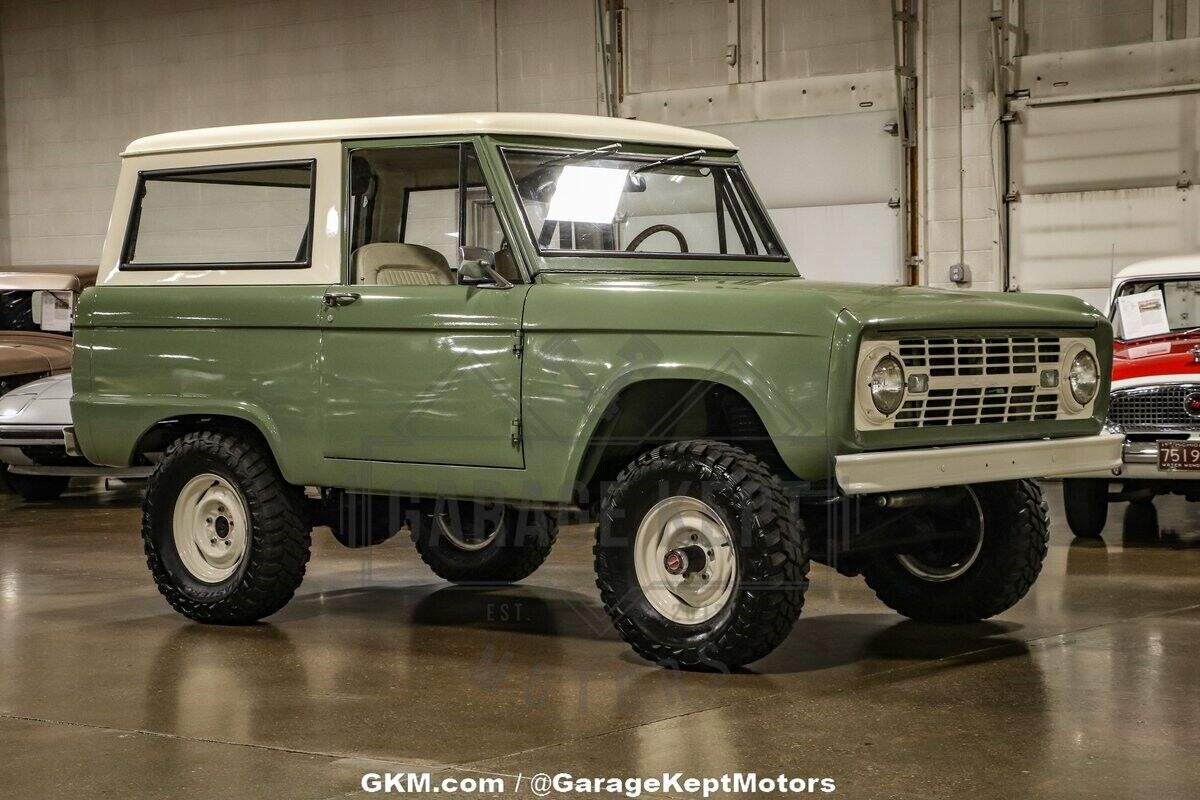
xmin=1 ymin=482 xmax=1198 ymax=799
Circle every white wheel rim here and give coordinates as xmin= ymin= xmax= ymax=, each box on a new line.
xmin=633 ymin=496 xmax=737 ymax=625
xmin=436 ymin=505 xmax=505 ymax=552
xmin=172 ymin=473 xmax=250 ymax=584
xmin=895 ymin=487 xmax=985 ymax=582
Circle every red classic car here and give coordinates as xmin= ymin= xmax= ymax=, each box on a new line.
xmin=1063 ymin=255 xmax=1200 ymax=537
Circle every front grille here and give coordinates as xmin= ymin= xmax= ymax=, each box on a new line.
xmin=895 ymin=385 xmax=1060 ymax=427
xmin=897 ymin=336 xmax=1062 ymax=377
xmin=889 ymin=335 xmax=1064 ymax=429
xmin=1109 ymin=384 xmax=1200 ymax=431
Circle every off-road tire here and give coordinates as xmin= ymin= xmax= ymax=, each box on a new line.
xmin=595 ymin=440 xmax=809 ymax=670
xmin=410 ymin=500 xmax=558 ymax=584
xmin=143 ymin=430 xmax=310 ymax=624
xmin=1062 ymin=478 xmax=1109 ymax=538
xmin=863 ymin=479 xmax=1049 ymax=623
xmin=1 ymin=467 xmax=69 ymax=501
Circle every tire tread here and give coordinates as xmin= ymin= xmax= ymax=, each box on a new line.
xmin=863 ymin=479 xmax=1049 ymax=622
xmin=143 ymin=430 xmax=310 ymax=624
xmin=594 ymin=439 xmax=809 ymax=668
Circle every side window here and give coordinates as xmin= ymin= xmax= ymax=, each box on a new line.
xmin=122 ymin=161 xmax=313 ymax=268
xmin=348 ymin=143 xmax=515 ymax=286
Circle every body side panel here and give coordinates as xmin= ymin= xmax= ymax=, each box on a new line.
xmin=70 ymin=286 xmax=328 ymax=484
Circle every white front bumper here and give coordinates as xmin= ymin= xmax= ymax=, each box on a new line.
xmin=835 ymin=432 xmax=1124 ymax=495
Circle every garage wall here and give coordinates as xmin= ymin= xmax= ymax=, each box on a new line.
xmin=5 ymin=0 xmax=1200 ymax=296
xmin=624 ymin=0 xmax=729 ymax=92
xmin=1024 ymin=0 xmax=1159 ymax=53
xmin=701 ymin=113 xmax=901 ymax=285
xmin=1008 ymin=94 xmax=1200 ymax=308
xmin=1005 ymin=8 xmax=1200 ymax=308
xmin=1 ymin=0 xmax=907 ymax=278
xmin=922 ymin=0 xmax=1003 ymax=292
xmin=0 ymin=0 xmax=599 ymax=265
xmin=923 ymin=0 xmax=1200 ymax=300
xmin=617 ymin=1 xmax=902 ymax=284
xmin=623 ymin=0 xmax=893 ymax=91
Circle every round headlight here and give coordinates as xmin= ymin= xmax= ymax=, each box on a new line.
xmin=1068 ymin=350 xmax=1099 ymax=405
xmin=869 ymin=354 xmax=906 ymax=415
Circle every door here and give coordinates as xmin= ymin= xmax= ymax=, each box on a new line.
xmin=319 ymin=140 xmax=528 ymax=469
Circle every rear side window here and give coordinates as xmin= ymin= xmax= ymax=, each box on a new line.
xmin=121 ymin=161 xmax=314 ymax=269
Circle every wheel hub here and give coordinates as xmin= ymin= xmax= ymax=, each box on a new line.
xmin=895 ymin=486 xmax=985 ymax=583
xmin=172 ymin=473 xmax=249 ymax=584
xmin=663 ymin=545 xmax=707 ymax=576
xmin=435 ymin=504 xmax=506 ymax=552
xmin=634 ymin=496 xmax=737 ymax=625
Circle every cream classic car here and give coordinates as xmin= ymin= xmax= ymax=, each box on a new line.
xmin=0 ymin=265 xmax=149 ymax=500
xmin=0 ymin=267 xmax=93 ymax=394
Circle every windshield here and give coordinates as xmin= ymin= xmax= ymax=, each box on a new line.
xmin=1112 ymin=277 xmax=1200 ymax=340
xmin=502 ymin=148 xmax=785 ymax=261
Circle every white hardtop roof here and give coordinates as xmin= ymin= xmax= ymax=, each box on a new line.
xmin=124 ymin=113 xmax=737 ymax=157
xmin=1113 ymin=255 xmax=1200 ymax=283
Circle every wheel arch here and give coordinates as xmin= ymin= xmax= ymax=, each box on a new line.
xmin=571 ymin=375 xmax=792 ymax=507
xmin=129 ymin=409 xmax=290 ymax=479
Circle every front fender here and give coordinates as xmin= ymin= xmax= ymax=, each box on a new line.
xmin=521 ymin=330 xmax=835 ymax=499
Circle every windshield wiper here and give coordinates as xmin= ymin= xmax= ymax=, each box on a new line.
xmin=542 ymin=143 xmax=622 ymax=167
xmin=633 ymin=149 xmax=706 ymax=175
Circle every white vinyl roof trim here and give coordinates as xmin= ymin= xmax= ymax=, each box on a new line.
xmin=0 ymin=268 xmax=92 ymax=292
xmin=1113 ymin=255 xmax=1200 ymax=282
xmin=124 ymin=113 xmax=737 ymax=156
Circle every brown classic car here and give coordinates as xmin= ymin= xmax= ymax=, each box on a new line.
xmin=0 ymin=266 xmax=95 ymax=393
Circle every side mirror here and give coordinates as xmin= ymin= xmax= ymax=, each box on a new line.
xmin=457 ymin=246 xmax=511 ymax=288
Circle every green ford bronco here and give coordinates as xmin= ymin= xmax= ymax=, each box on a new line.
xmin=71 ymin=113 xmax=1121 ymax=668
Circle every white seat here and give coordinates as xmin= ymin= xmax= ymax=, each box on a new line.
xmin=352 ymin=243 xmax=454 ymax=286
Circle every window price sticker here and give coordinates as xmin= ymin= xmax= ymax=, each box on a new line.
xmin=1117 ymin=289 xmax=1170 ymax=340
xmin=40 ymin=291 xmax=74 ymax=332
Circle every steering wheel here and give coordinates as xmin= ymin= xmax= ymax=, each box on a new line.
xmin=625 ymin=224 xmax=689 ymax=253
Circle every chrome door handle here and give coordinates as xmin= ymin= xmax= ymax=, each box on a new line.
xmin=323 ymin=292 xmax=361 ymax=307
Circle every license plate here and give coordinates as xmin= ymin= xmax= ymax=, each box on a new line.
xmin=1158 ymin=440 xmax=1200 ymax=470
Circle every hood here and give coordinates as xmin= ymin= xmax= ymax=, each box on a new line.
xmin=532 ymin=275 xmax=1105 ymax=335
xmin=792 ymin=280 xmax=1102 ymax=331
xmin=0 ymin=372 xmax=72 ymax=423
xmin=0 ymin=330 xmax=72 ymax=376
xmin=1113 ymin=332 xmax=1200 ymax=386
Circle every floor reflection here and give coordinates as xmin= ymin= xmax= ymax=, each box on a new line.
xmin=1 ymin=478 xmax=1198 ymax=800
xmin=1121 ymin=499 xmax=1200 ymax=549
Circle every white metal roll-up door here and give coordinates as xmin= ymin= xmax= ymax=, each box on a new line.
xmin=701 ymin=113 xmax=903 ymax=284
xmin=1008 ymin=93 xmax=1200 ymax=309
